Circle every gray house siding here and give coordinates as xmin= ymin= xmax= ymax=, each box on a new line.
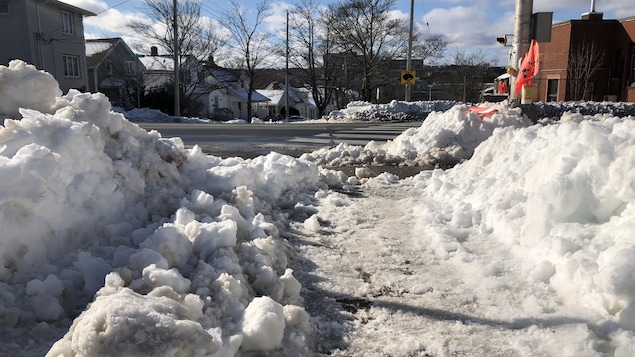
xmin=0 ymin=2 xmax=33 ymax=65
xmin=86 ymin=38 xmax=144 ymax=104
xmin=0 ymin=0 xmax=95 ymax=93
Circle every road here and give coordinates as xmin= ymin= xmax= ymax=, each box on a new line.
xmin=139 ymin=121 xmax=423 ymax=158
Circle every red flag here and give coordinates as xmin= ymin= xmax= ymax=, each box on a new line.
xmin=515 ymin=40 xmax=540 ymax=94
xmin=498 ymin=80 xmax=509 ymax=94
xmin=466 ymin=106 xmax=498 ymax=120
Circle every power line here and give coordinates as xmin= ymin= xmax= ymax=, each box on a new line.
xmin=95 ymin=0 xmax=132 ymax=16
xmin=40 ymin=0 xmax=132 ymax=39
xmin=418 ymin=0 xmax=432 ymax=36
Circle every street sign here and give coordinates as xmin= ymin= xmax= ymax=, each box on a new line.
xmin=401 ymin=70 xmax=416 ymax=85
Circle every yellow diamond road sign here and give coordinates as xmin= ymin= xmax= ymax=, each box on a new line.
xmin=401 ymin=70 xmax=416 ymax=85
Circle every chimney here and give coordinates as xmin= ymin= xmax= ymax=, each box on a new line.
xmin=150 ymin=46 xmax=158 ymax=56
xmin=582 ymin=0 xmax=603 ymax=20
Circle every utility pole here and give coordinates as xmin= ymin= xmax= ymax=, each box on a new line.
xmin=509 ymin=0 xmax=533 ymax=103
xmin=173 ymin=0 xmax=180 ymax=117
xmin=285 ymin=10 xmax=289 ymax=121
xmin=405 ymin=0 xmax=414 ymax=101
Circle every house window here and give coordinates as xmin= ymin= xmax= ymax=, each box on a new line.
xmin=0 ymin=0 xmax=9 ymax=13
xmin=63 ymin=55 xmax=80 ymax=77
xmin=105 ymin=60 xmax=112 ymax=75
xmin=124 ymin=61 xmax=135 ymax=75
xmin=546 ymin=79 xmax=558 ymax=102
xmin=61 ymin=11 xmax=74 ymax=35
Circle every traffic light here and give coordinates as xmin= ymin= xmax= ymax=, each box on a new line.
xmin=496 ymin=35 xmax=508 ymax=46
xmin=401 ymin=70 xmax=416 ymax=85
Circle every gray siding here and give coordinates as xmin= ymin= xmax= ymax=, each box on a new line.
xmin=0 ymin=0 xmax=93 ymax=93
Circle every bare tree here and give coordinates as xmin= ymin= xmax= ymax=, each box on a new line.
xmin=412 ymin=34 xmax=447 ymax=65
xmin=567 ymin=37 xmax=606 ymax=100
xmin=218 ymin=0 xmax=273 ymax=120
xmin=128 ymin=0 xmax=226 ymax=114
xmin=325 ymin=0 xmax=410 ymax=102
xmin=286 ymin=0 xmax=338 ymax=118
xmin=447 ymin=49 xmax=499 ymax=103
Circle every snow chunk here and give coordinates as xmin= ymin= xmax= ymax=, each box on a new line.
xmin=46 ymin=288 xmax=218 ymax=357
xmin=240 ymin=296 xmax=285 ymax=351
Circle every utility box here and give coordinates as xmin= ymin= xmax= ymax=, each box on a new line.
xmin=532 ymin=12 xmax=553 ymax=42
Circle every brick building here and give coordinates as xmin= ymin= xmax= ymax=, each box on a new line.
xmin=537 ymin=12 xmax=635 ymax=102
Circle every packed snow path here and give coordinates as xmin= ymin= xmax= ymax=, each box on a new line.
xmin=290 ymin=174 xmax=616 ymax=356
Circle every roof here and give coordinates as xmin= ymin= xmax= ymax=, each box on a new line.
xmin=229 ymin=88 xmax=270 ymax=102
xmin=99 ymin=77 xmax=127 ymax=87
xmin=139 ymin=56 xmax=175 ymax=71
xmin=139 ymin=56 xmax=193 ymax=72
xmin=54 ymin=0 xmax=97 ymax=16
xmin=85 ymin=38 xmax=119 ymax=67
xmin=256 ymin=89 xmax=302 ymax=105
xmin=209 ymin=67 xmax=242 ymax=83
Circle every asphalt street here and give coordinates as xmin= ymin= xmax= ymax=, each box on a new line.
xmin=139 ymin=121 xmax=423 ymax=158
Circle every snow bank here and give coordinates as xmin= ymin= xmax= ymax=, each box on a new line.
xmin=303 ymin=102 xmax=532 ymax=168
xmin=325 ymin=99 xmax=456 ymax=122
xmin=0 ymin=60 xmax=320 ymax=356
xmin=409 ymin=110 xmax=635 ymax=336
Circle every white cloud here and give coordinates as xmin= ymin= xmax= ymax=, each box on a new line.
xmin=62 ymin=0 xmax=108 ymax=13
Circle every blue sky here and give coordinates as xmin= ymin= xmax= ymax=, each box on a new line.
xmin=67 ymin=0 xmax=634 ymax=65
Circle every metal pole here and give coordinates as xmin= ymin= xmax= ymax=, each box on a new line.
xmin=136 ymin=60 xmax=140 ymax=108
xmin=173 ymin=0 xmax=180 ymax=117
xmin=509 ymin=0 xmax=533 ymax=102
xmin=285 ymin=10 xmax=289 ymax=120
xmin=405 ymin=0 xmax=414 ymax=101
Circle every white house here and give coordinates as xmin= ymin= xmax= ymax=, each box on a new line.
xmin=196 ymin=67 xmax=270 ymax=120
xmin=256 ymin=82 xmax=318 ymax=119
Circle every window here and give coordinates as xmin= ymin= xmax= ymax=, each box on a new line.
xmin=124 ymin=61 xmax=135 ymax=75
xmin=63 ymin=55 xmax=80 ymax=77
xmin=0 ymin=0 xmax=9 ymax=13
xmin=61 ymin=11 xmax=74 ymax=35
xmin=546 ymin=79 xmax=558 ymax=102
xmin=105 ymin=60 xmax=112 ymax=75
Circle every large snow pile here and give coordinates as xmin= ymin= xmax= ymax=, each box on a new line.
xmin=0 ymin=60 xmax=322 ymax=356
xmin=401 ymin=110 xmax=635 ymax=355
xmin=325 ymin=99 xmax=457 ymax=122
xmin=303 ymin=101 xmax=532 ymax=168
xmin=535 ymin=101 xmax=635 ymax=119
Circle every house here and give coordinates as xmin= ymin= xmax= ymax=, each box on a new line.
xmin=196 ymin=66 xmax=270 ymax=120
xmin=85 ymin=38 xmax=145 ymax=106
xmin=537 ymin=11 xmax=635 ymax=102
xmin=0 ymin=0 xmax=96 ymax=93
xmin=256 ymin=82 xmax=318 ymax=119
xmin=138 ymin=46 xmax=203 ymax=91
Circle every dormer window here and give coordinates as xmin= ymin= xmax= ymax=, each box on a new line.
xmin=61 ymin=11 xmax=74 ymax=35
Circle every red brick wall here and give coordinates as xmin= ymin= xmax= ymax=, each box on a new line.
xmin=538 ymin=23 xmax=571 ymax=101
xmin=537 ymin=17 xmax=635 ymax=102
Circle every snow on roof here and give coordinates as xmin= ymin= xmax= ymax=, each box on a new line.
xmin=139 ymin=56 xmax=175 ymax=71
xmin=496 ymin=73 xmax=511 ymax=80
xmin=256 ymin=89 xmax=302 ymax=105
xmin=85 ymin=40 xmax=116 ymax=58
xmin=229 ymin=87 xmax=270 ymax=102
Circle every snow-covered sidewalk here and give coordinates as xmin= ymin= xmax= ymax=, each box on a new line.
xmin=291 ymin=173 xmax=620 ymax=356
